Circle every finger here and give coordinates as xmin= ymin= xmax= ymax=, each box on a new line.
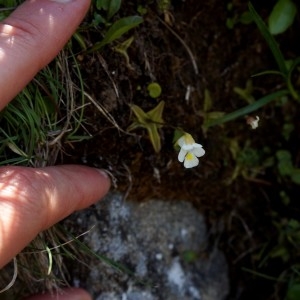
xmin=24 ymin=288 xmax=92 ymax=300
xmin=0 ymin=165 xmax=110 ymax=268
xmin=0 ymin=0 xmax=91 ymax=110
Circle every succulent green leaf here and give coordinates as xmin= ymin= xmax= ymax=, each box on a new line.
xmin=147 ymin=101 xmax=165 ymax=126
xmin=147 ymin=123 xmax=161 ymax=153
xmin=130 ymin=104 xmax=149 ymax=126
xmin=268 ymin=0 xmax=297 ymax=35
xmin=147 ymin=82 xmax=162 ymax=98
xmin=96 ymin=0 xmax=110 ymax=10
xmin=107 ymin=0 xmax=122 ymax=20
xmin=239 ymin=11 xmax=253 ymax=25
xmin=90 ymin=16 xmax=143 ymax=52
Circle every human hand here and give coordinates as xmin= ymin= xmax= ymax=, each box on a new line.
xmin=0 ymin=1 xmax=109 ymax=299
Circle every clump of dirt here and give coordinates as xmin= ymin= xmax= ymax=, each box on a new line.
xmin=66 ymin=0 xmax=270 ymax=200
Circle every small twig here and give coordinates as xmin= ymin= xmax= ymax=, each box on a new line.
xmin=158 ymin=16 xmax=199 ymax=75
xmin=229 ymin=211 xmax=253 ymax=239
xmin=84 ymin=91 xmax=126 ymax=134
xmin=233 ymin=244 xmax=262 ymax=264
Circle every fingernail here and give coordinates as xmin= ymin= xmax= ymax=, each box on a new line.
xmin=96 ymin=169 xmax=110 ymax=180
xmin=49 ymin=0 xmax=73 ymax=3
xmin=96 ymin=169 xmax=112 ymax=189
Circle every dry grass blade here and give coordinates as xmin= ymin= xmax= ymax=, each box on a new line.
xmin=158 ymin=16 xmax=199 ymax=75
xmin=97 ymin=54 xmax=120 ymax=98
xmin=0 ymin=258 xmax=17 ymax=294
xmin=84 ymin=91 xmax=126 ymax=133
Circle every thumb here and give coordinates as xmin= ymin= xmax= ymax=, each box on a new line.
xmin=0 ymin=0 xmax=91 ymax=110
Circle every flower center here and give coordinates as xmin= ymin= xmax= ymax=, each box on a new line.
xmin=185 ymin=152 xmax=194 ymax=161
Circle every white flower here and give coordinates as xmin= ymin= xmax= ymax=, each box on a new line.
xmin=246 ymin=116 xmax=260 ymax=129
xmin=177 ymin=133 xmax=205 ymax=168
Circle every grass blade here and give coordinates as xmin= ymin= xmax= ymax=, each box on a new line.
xmin=204 ymin=89 xmax=289 ymax=128
xmin=248 ymin=2 xmax=288 ymax=76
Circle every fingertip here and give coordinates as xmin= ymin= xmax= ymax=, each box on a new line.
xmin=42 ymin=165 xmax=112 ymax=216
xmin=94 ymin=168 xmax=112 ymax=198
xmin=0 ymin=0 xmax=91 ymax=109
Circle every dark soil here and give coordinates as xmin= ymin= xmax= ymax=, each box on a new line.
xmin=60 ymin=1 xmax=300 ymax=299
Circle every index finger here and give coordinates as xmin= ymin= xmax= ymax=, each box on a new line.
xmin=0 ymin=0 xmax=91 ymax=110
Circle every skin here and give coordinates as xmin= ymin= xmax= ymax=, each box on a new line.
xmin=0 ymin=1 xmax=110 ymax=299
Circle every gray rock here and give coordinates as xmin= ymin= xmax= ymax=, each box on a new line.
xmin=73 ymin=193 xmax=229 ymax=300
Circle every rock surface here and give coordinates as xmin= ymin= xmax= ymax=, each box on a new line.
xmin=72 ymin=193 xmax=229 ymax=300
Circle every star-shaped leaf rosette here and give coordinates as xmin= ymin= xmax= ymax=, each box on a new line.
xmin=128 ymin=101 xmax=165 ymax=153
xmin=176 ymin=133 xmax=205 ymax=168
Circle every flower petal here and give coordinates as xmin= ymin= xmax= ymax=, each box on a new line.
xmin=177 ymin=136 xmax=185 ymax=147
xmin=178 ymin=148 xmax=187 ymax=162
xmin=193 ymin=143 xmax=203 ymax=148
xmin=192 ymin=146 xmax=205 ymax=157
xmin=182 ymin=144 xmax=194 ymax=151
xmin=184 ymin=152 xmax=199 ymax=168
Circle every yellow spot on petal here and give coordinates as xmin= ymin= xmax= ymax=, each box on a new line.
xmin=185 ymin=152 xmax=194 ymax=161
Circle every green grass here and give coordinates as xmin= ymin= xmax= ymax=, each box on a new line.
xmin=0 ymin=48 xmax=89 ymax=167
